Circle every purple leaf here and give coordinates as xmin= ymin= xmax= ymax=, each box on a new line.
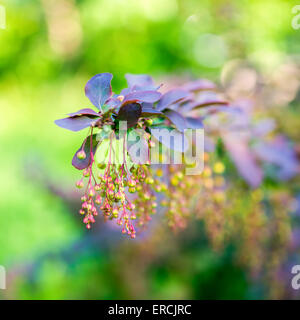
xmin=85 ymin=73 xmax=113 ymax=111
xmin=141 ymin=106 xmax=164 ymax=117
xmin=106 ymin=97 xmax=122 ymax=109
xmin=120 ymin=88 xmax=131 ymax=96
xmin=253 ymin=136 xmax=299 ymax=180
xmin=252 ymin=119 xmax=276 ymax=137
xmin=163 ymin=109 xmax=187 ymax=132
xmin=125 ymin=74 xmax=155 ymax=89
xmin=185 ymin=117 xmax=204 ymax=129
xmin=203 ymin=105 xmax=241 ymax=116
xmin=222 ymin=132 xmax=263 ymax=188
xmin=72 ymin=134 xmax=99 ymax=170
xmin=181 ymin=100 xmax=228 ymax=113
xmin=55 ymin=116 xmax=98 ymax=132
xmin=116 ymin=103 xmax=142 ymax=128
xmin=156 ymin=89 xmax=190 ymax=111
xmin=193 ymin=100 xmax=228 ymax=109
xmin=123 ymin=90 xmax=162 ymax=104
xmin=182 ymin=79 xmax=216 ymax=92
xmin=67 ymin=108 xmax=101 ymax=117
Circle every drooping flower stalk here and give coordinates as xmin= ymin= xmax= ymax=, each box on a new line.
xmin=75 ymin=127 xmax=167 ymax=237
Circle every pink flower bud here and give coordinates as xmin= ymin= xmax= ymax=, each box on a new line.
xmin=76 ymin=180 xmax=84 ymax=189
xmin=77 ymin=150 xmax=86 ymax=160
xmin=95 ymin=195 xmax=102 ymax=205
xmin=88 ymin=188 xmax=95 ymax=197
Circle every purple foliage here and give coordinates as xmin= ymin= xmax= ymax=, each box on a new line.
xmin=125 ymin=73 xmax=156 ymax=90
xmin=156 ymin=89 xmax=190 ymax=111
xmin=85 ymin=73 xmax=113 ymax=111
xmin=222 ymin=132 xmax=263 ymax=188
xmin=55 ymin=116 xmax=99 ymax=132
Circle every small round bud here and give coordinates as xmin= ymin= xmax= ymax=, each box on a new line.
xmin=155 ymin=185 xmax=162 ymax=192
xmin=112 ymin=209 xmax=119 ymax=218
xmin=82 ymin=201 xmax=88 ymax=209
xmin=152 ymin=202 xmax=157 ymax=208
xmin=108 ymin=183 xmax=115 ymax=191
xmin=89 ymin=215 xmax=95 ymax=223
xmin=97 ymin=163 xmax=106 ymax=169
xmin=95 ymin=195 xmax=102 ymax=205
xmin=145 ymin=177 xmax=154 ymax=184
xmin=115 ymin=192 xmax=122 ymax=201
xmin=213 ymin=162 xmax=225 ymax=174
xmin=76 ymin=180 xmax=84 ymax=189
xmin=128 ymin=187 xmax=136 ymax=193
xmin=176 ymin=172 xmax=184 ymax=180
xmin=83 ymin=169 xmax=90 ymax=177
xmin=127 ymin=203 xmax=135 ymax=210
xmin=94 ymin=184 xmax=101 ymax=191
xmin=128 ymin=178 xmax=136 ymax=187
xmin=123 ymin=213 xmax=129 ymax=220
xmin=77 ymin=150 xmax=86 ymax=160
xmin=88 ymin=188 xmax=95 ymax=197
xmin=144 ymin=193 xmax=151 ymax=200
xmin=145 ymin=119 xmax=153 ymax=126
xmin=160 ymin=183 xmax=167 ymax=192
xmin=107 ymin=189 xmax=115 ymax=197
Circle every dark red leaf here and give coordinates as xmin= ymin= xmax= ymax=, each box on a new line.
xmin=116 ymin=103 xmax=142 ymax=128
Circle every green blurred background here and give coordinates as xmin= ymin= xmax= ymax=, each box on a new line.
xmin=0 ymin=0 xmax=299 ymax=299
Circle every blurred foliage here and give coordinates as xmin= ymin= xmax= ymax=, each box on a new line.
xmin=0 ymin=0 xmax=299 ymax=299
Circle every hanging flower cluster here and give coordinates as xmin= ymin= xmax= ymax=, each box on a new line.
xmin=55 ymin=73 xmax=228 ymax=237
